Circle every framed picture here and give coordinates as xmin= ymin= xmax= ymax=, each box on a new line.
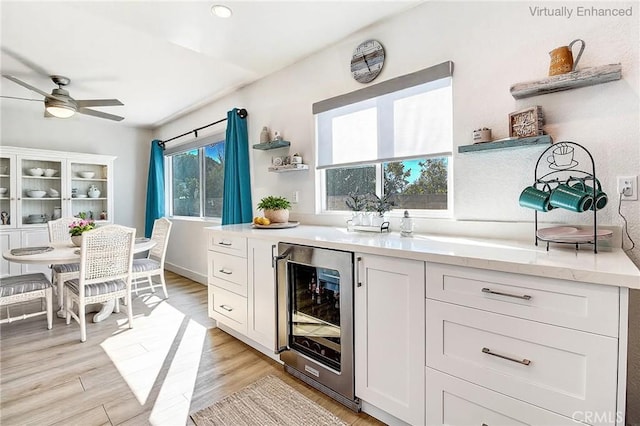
xmin=509 ymin=106 xmax=544 ymax=138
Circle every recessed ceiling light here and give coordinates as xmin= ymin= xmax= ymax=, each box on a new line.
xmin=211 ymin=5 xmax=232 ymax=18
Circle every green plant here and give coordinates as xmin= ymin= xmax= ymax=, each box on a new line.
xmin=68 ymin=219 xmax=96 ymax=236
xmin=370 ymin=193 xmax=396 ymax=215
xmin=257 ymin=195 xmax=291 ymax=211
xmin=345 ymin=191 xmax=368 ymax=211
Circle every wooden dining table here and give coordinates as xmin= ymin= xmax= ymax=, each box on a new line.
xmin=2 ymin=238 xmax=156 ymax=322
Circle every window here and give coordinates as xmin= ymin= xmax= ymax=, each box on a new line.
xmin=315 ymin=62 xmax=453 ymax=215
xmin=166 ymin=135 xmax=225 ymax=218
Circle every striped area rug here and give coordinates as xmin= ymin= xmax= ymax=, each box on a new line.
xmin=190 ymin=375 xmax=348 ymax=426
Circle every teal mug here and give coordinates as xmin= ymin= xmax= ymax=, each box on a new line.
xmin=549 ymin=183 xmax=594 ymax=212
xmin=570 ymin=178 xmax=608 ymax=211
xmin=519 ymin=184 xmax=554 ymax=212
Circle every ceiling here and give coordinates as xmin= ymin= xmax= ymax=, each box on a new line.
xmin=0 ymin=1 xmax=421 ymax=128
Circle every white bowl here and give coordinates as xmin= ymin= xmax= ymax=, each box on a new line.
xmin=78 ymin=171 xmax=95 ymax=179
xmin=43 ymin=169 xmax=58 ymax=177
xmin=28 ymin=168 xmax=44 ymax=176
xmin=27 ymin=190 xmax=46 ymax=198
xmin=0 ymin=188 xmax=7 ymax=195
xmin=47 ymin=188 xmax=59 ymax=197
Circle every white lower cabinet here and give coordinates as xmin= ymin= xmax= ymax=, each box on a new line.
xmin=0 ymin=231 xmax=20 ymax=277
xmin=354 ymin=253 xmax=425 ymax=425
xmin=246 ymin=238 xmax=277 ymax=350
xmin=426 ymin=368 xmax=584 ymax=425
xmin=207 ymin=232 xmax=277 ymax=353
xmin=425 ymin=262 xmax=624 ymax=426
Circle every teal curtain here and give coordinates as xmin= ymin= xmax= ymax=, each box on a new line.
xmin=222 ymin=109 xmax=252 ymax=225
xmin=145 ymin=140 xmax=165 ymax=237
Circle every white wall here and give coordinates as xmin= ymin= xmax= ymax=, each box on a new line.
xmin=0 ymin=104 xmax=151 ymax=233
xmin=157 ymin=1 xmax=639 ymax=275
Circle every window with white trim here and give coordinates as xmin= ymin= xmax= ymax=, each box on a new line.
xmin=315 ymin=62 xmax=453 ymax=215
xmin=165 ymin=135 xmax=225 ymax=218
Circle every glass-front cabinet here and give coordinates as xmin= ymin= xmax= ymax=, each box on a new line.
xmin=0 ymin=147 xmax=115 ymax=229
xmin=0 ymin=146 xmax=116 ymax=276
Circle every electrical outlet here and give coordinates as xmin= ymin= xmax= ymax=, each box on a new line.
xmin=292 ymin=191 xmax=299 ymax=203
xmin=617 ymin=176 xmax=638 ymax=201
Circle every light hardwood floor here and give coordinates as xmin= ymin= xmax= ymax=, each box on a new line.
xmin=0 ymin=271 xmax=384 ymax=426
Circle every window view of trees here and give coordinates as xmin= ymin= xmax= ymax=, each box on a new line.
xmin=325 ymin=157 xmax=448 ymax=211
xmin=170 ymin=142 xmax=225 ymax=218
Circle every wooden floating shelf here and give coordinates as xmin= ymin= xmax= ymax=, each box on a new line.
xmin=252 ymin=140 xmax=291 ymax=150
xmin=510 ymin=64 xmax=622 ymax=99
xmin=268 ymin=164 xmax=309 ymax=172
xmin=458 ymin=135 xmax=552 ymax=153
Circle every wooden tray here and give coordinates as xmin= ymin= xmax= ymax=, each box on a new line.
xmin=252 ymin=221 xmax=300 ymax=229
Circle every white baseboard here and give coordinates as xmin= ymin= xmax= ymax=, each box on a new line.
xmin=165 ymin=262 xmax=207 ymax=285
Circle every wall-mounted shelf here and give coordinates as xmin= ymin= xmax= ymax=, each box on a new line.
xmin=252 ymin=140 xmax=291 ymax=150
xmin=510 ymin=64 xmax=622 ymax=100
xmin=458 ymin=135 xmax=552 ymax=153
xmin=268 ymin=164 xmax=309 ymax=172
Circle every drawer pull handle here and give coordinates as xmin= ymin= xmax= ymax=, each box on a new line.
xmin=218 ymin=269 xmax=232 ymax=275
xmin=481 ymin=287 xmax=531 ymax=300
xmin=482 ymin=347 xmax=531 ymax=366
xmin=219 ymin=304 xmax=233 ymax=312
xmin=218 ymin=241 xmax=232 ymax=246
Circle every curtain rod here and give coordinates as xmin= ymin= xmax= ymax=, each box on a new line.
xmin=157 ymin=108 xmax=248 ymax=149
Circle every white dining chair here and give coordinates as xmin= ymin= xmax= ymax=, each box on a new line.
xmin=64 ymin=224 xmax=136 ymax=342
xmin=132 ymin=218 xmax=172 ymax=298
xmin=48 ymin=217 xmax=80 ymax=313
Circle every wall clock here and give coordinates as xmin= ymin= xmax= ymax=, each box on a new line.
xmin=350 ymin=40 xmax=385 ymax=83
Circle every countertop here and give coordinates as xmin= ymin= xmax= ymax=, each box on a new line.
xmin=206 ymin=224 xmax=640 ymax=289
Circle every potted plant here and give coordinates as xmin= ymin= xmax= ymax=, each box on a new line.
xmin=366 ymin=193 xmax=396 ymax=227
xmin=345 ymin=190 xmax=369 ymax=225
xmin=257 ymin=195 xmax=292 ymax=223
xmin=68 ymin=216 xmax=96 ymax=247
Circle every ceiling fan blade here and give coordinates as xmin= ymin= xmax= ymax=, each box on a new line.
xmin=0 ymin=95 xmax=43 ymax=102
xmin=78 ymin=107 xmax=124 ymax=122
xmin=76 ymin=99 xmax=124 ymax=107
xmin=1 ymin=47 xmax=50 ymax=77
xmin=2 ymin=75 xmax=66 ymax=101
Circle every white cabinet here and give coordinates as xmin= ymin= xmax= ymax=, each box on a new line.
xmin=354 ymin=253 xmax=425 ymax=425
xmin=0 ymin=231 xmax=20 ymax=276
xmin=425 ymin=263 xmax=624 ymax=426
xmin=0 ymin=146 xmax=115 ymax=229
xmin=206 ymin=232 xmax=277 ymax=351
xmin=246 ymin=238 xmax=277 ymax=351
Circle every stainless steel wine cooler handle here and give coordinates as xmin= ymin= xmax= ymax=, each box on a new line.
xmin=482 ymin=347 xmax=531 ymax=366
xmin=356 ymin=256 xmax=363 ymax=287
xmin=273 ymin=249 xmax=289 ymax=355
xmin=481 ymin=287 xmax=532 ymax=300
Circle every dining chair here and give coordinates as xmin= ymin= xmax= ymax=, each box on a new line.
xmin=64 ymin=224 xmax=136 ymax=342
xmin=48 ymin=217 xmax=80 ymax=313
xmin=132 ymin=218 xmax=172 ymax=298
xmin=0 ymin=273 xmax=53 ymax=329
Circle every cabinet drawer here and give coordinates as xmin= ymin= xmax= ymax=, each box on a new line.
xmin=426 ymin=300 xmax=618 ymax=423
xmin=426 ymin=368 xmax=584 ymax=426
xmin=209 ymin=285 xmax=247 ymax=334
xmin=426 ymin=263 xmax=619 ymax=337
xmin=208 ymin=233 xmax=247 ymax=258
xmin=208 ymin=251 xmax=248 ymax=296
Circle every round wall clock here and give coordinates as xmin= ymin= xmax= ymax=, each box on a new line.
xmin=350 ymin=40 xmax=385 ymax=83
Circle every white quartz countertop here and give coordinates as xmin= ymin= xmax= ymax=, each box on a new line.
xmin=206 ymin=224 xmax=640 ymax=289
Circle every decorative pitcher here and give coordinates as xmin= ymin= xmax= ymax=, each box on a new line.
xmin=549 ymin=39 xmax=585 ymax=76
xmin=87 ymin=185 xmax=101 ymax=198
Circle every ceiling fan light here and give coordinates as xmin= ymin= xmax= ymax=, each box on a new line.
xmin=211 ymin=4 xmax=232 ymax=18
xmin=46 ymin=105 xmax=75 ymax=118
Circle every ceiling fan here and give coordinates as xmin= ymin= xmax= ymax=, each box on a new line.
xmin=1 ymin=74 xmax=124 ymax=122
